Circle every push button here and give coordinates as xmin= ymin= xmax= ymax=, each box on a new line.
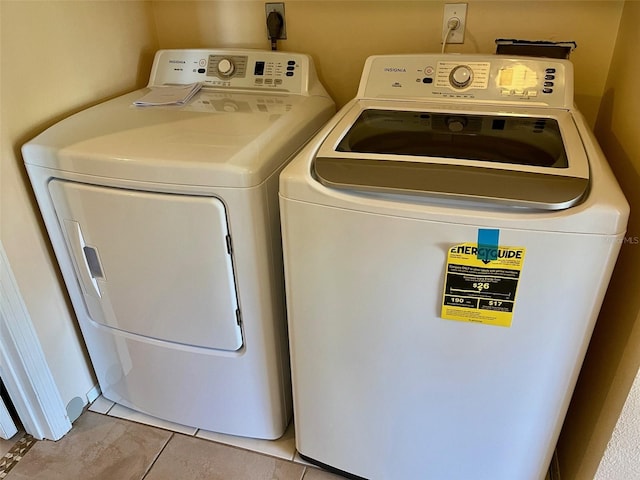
xmin=543 ymin=88 xmax=553 ymax=94
xmin=197 ymin=68 xmax=206 ymax=74
xmin=286 ymin=71 xmax=294 ymax=76
xmin=422 ymin=77 xmax=433 ymax=84
xmin=544 ymin=81 xmax=554 ymax=87
xmin=545 ymin=68 xmax=556 ymax=74
xmin=545 ymin=74 xmax=555 ymax=81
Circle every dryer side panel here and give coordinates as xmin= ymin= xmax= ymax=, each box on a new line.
xmin=48 ymin=180 xmax=243 ymax=352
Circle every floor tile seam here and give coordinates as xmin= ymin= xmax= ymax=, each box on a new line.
xmin=0 ymin=434 xmax=37 ymax=479
xmin=299 ymin=465 xmax=309 ymax=480
xmin=91 ymin=405 xmax=302 ymax=466
xmin=170 ymin=432 xmax=305 ymax=471
xmin=140 ymin=432 xmax=175 ymax=480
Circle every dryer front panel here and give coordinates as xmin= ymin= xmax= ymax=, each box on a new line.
xmin=49 ymin=180 xmax=243 ymax=351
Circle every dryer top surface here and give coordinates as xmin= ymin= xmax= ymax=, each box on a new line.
xmin=22 ymin=49 xmax=334 ymax=188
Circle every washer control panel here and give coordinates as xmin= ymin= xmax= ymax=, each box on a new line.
xmin=359 ymin=54 xmax=573 ymax=108
xmin=148 ymin=49 xmax=311 ymax=94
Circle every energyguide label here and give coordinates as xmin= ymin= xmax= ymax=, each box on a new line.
xmin=441 ymin=243 xmax=526 ymax=327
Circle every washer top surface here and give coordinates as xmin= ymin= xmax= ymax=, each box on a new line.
xmin=313 ymin=54 xmax=589 ymax=210
xmin=281 ymin=54 xmax=628 ymax=235
xmin=23 ymin=49 xmax=334 ymax=188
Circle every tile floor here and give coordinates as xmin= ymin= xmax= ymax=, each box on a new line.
xmin=1 ymin=396 xmax=345 ymax=480
xmin=1 ymin=396 xmax=556 ymax=479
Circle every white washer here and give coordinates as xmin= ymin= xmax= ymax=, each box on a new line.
xmin=23 ymin=49 xmax=334 ymax=439
xmin=280 ymin=55 xmax=628 ymax=478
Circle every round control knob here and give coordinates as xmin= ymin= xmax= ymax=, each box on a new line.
xmin=222 ymin=102 xmax=239 ymax=112
xmin=217 ymin=58 xmax=235 ymax=78
xmin=449 ymin=65 xmax=473 ymax=89
xmin=446 ymin=116 xmax=467 ymax=132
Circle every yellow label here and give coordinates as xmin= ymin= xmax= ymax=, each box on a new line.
xmin=441 ymin=243 xmax=526 ymax=327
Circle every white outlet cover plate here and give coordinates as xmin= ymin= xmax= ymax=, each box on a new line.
xmin=442 ymin=3 xmax=467 ymax=44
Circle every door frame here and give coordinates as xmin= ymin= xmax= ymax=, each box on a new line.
xmin=0 ymin=242 xmax=71 ymax=440
xmin=0 ymin=394 xmax=18 ymax=440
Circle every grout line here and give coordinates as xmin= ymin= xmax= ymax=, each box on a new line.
xmin=0 ymin=434 xmax=37 ymax=478
xmin=140 ymin=432 xmax=174 ymax=480
xmin=299 ymin=466 xmax=308 ymax=480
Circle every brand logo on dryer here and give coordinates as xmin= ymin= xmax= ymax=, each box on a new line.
xmin=383 ymin=67 xmax=407 ymax=73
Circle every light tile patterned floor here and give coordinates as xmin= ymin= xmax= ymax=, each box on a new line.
xmin=4 ymin=399 xmax=344 ymax=480
xmin=4 ymin=397 xmax=556 ymax=479
xmin=89 ymin=396 xmax=298 ymax=461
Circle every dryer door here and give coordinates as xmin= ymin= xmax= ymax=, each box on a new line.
xmin=49 ymin=180 xmax=243 ymax=351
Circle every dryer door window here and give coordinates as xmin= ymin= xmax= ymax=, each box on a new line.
xmin=49 ymin=180 xmax=243 ymax=352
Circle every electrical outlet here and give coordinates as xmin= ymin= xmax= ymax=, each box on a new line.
xmin=265 ymin=3 xmax=286 ymax=40
xmin=442 ymin=3 xmax=467 ymax=44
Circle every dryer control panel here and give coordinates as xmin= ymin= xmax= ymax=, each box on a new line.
xmin=148 ymin=49 xmax=315 ymax=95
xmin=358 ymin=54 xmax=573 ymax=108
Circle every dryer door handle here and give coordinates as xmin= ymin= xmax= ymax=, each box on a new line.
xmin=63 ymin=220 xmax=102 ymax=298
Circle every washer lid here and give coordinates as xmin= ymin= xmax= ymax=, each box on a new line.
xmin=314 ymin=100 xmax=589 ymax=210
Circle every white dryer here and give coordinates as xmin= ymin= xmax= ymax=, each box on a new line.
xmin=280 ymin=55 xmax=628 ymax=478
xmin=23 ymin=49 xmax=334 ymax=439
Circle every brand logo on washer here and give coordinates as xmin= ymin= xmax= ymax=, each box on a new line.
xmin=169 ymin=60 xmax=186 ymax=64
xmin=383 ymin=67 xmax=406 ymax=73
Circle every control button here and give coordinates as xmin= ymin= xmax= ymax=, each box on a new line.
xmin=514 ymin=89 xmax=524 ymax=96
xmin=545 ymin=74 xmax=555 ymax=80
xmin=422 ymin=77 xmax=433 ymax=84
xmin=449 ymin=65 xmax=473 ymax=89
xmin=286 ymin=71 xmax=294 ymax=76
xmin=527 ymin=90 xmax=538 ymax=97
xmin=287 ymin=60 xmax=295 ymax=65
xmin=275 ymin=79 xmax=283 ymax=85
xmin=255 ymin=78 xmax=264 ymax=84
xmin=546 ymin=68 xmax=556 ymax=74
xmin=543 ymin=88 xmax=553 ymax=94
xmin=197 ymin=68 xmax=206 ymax=74
xmin=265 ymin=78 xmax=273 ymax=84
xmin=217 ymin=58 xmax=235 ymax=77
xmin=501 ymin=89 xmax=511 ymax=96
xmin=286 ymin=66 xmax=295 ymax=71
xmin=424 ymin=66 xmax=435 ymax=75
xmin=544 ymin=81 xmax=554 ymax=87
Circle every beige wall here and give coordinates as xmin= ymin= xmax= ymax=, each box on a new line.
xmin=0 ymin=0 xmax=159 ymax=411
xmin=558 ymin=1 xmax=640 ymax=478
xmin=152 ymin=0 xmax=623 ymax=125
